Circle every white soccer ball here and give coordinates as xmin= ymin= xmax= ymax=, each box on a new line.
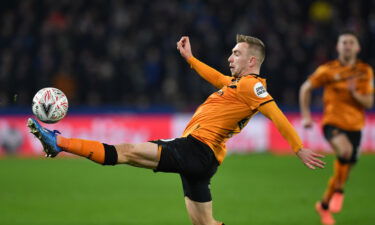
xmin=32 ymin=87 xmax=69 ymax=124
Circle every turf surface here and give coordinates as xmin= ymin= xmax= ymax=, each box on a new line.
xmin=1 ymin=154 xmax=374 ymax=225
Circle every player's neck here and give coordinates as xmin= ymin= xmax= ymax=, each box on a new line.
xmin=338 ymin=56 xmax=357 ymax=67
xmin=237 ymin=68 xmax=260 ymax=78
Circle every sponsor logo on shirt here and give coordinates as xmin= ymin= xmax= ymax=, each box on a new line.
xmin=253 ymin=82 xmax=268 ymax=98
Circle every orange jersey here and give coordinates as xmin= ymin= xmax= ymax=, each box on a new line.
xmin=183 ymin=57 xmax=277 ymax=163
xmin=309 ymin=60 xmax=374 ymax=131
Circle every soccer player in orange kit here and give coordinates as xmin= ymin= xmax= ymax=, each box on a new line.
xmin=299 ymin=31 xmax=373 ymax=225
xmin=28 ymin=34 xmax=325 ymax=225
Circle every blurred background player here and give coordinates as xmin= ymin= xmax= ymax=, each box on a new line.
xmin=299 ymin=31 xmax=374 ymax=225
xmin=28 ymin=35 xmax=325 ymax=225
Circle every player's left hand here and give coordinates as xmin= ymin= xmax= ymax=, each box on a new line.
xmin=296 ymin=148 xmax=325 ymax=170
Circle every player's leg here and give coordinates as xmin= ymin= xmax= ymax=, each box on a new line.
xmin=175 ymin=138 xmax=223 ymax=225
xmin=317 ymin=125 xmax=360 ymax=219
xmin=326 ymin=130 xmax=361 ymax=213
xmin=28 ymin=118 xmax=160 ymax=169
xmin=180 ymin=174 xmax=223 ymax=225
xmin=115 ymin=142 xmax=159 ymax=168
xmin=328 ymin=133 xmax=352 ymax=189
xmin=315 ymin=125 xmax=350 ymax=225
xmin=184 ymin=197 xmax=223 ymax=225
xmin=321 ymin=132 xmax=352 ymax=208
xmin=58 ymin=136 xmax=160 ymax=168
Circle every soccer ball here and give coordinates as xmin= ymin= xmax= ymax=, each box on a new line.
xmin=32 ymin=87 xmax=69 ymax=123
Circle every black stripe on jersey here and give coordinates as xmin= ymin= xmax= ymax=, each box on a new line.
xmin=259 ymin=99 xmax=274 ymax=106
xmin=249 ymin=73 xmax=266 ymax=79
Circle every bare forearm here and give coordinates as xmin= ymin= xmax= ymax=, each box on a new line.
xmin=299 ymin=81 xmax=313 ymax=118
xmin=351 ymin=92 xmax=374 ymax=109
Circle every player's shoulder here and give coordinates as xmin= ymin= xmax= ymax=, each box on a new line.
xmin=311 ymin=60 xmax=340 ymax=77
xmin=237 ymin=75 xmax=264 ymax=88
xmin=237 ymin=75 xmax=269 ymax=97
xmin=356 ymin=60 xmax=373 ymax=71
xmin=319 ymin=60 xmax=340 ymax=70
xmin=239 ymin=74 xmax=265 ymax=83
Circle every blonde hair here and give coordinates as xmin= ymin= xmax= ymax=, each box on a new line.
xmin=236 ymin=34 xmax=265 ymax=65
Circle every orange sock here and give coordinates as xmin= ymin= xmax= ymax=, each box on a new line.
xmin=336 ymin=160 xmax=351 ymax=190
xmin=57 ymin=136 xmax=105 ymax=164
xmin=322 ymin=160 xmax=340 ymax=204
xmin=322 ymin=160 xmax=350 ymax=205
xmin=322 ymin=177 xmax=336 ymax=206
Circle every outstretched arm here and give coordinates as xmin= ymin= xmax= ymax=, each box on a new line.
xmin=258 ymin=101 xmax=325 ymax=169
xmin=177 ymin=36 xmax=231 ymax=89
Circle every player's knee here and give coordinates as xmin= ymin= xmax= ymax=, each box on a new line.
xmin=337 ymin=146 xmax=353 ymax=163
xmin=338 ymin=152 xmax=358 ymax=165
xmin=337 ymin=148 xmax=353 ymax=164
xmin=337 ymin=156 xmax=351 ymax=164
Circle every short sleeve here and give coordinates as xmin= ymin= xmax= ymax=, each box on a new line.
xmin=356 ymin=66 xmax=374 ymax=95
xmin=308 ymin=65 xmax=329 ymax=88
xmin=237 ymin=78 xmax=274 ymax=110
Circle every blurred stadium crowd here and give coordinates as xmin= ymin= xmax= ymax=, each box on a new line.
xmin=0 ymin=0 xmax=374 ymax=111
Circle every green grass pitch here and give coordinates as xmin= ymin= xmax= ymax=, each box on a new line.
xmin=1 ymin=154 xmax=374 ymax=225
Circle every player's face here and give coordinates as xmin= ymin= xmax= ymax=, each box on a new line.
xmin=228 ymin=42 xmax=252 ymax=77
xmin=336 ymin=34 xmax=360 ymax=59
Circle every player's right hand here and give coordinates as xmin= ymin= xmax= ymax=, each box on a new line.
xmin=301 ymin=117 xmax=313 ymax=129
xmin=177 ymin=36 xmax=193 ymax=60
